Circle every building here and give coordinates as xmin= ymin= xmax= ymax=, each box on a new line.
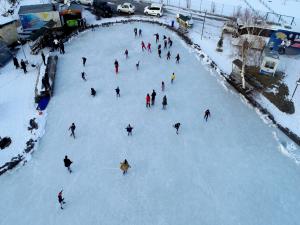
xmin=18 ymin=4 xmax=62 ymax=32
xmin=0 ymin=20 xmax=19 ymax=45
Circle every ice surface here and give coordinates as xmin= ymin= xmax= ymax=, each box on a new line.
xmin=1 ymin=22 xmax=300 ymax=225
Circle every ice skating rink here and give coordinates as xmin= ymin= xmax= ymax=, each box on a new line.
xmin=1 ymin=23 xmax=300 ymax=225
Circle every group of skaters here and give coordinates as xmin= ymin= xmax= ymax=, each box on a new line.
xmin=12 ymin=56 xmax=28 ymax=74
xmin=56 ymin=27 xmax=212 ymax=209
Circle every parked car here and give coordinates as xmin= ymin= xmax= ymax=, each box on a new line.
xmin=176 ymin=13 xmax=193 ymax=28
xmin=144 ymin=3 xmax=163 ymax=17
xmin=117 ymin=3 xmax=135 ymax=14
xmin=93 ymin=0 xmax=113 ymax=17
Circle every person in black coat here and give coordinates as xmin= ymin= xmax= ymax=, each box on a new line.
xmin=115 ymin=86 xmax=120 ymax=97
xmin=82 ymin=57 xmax=87 ymax=66
xmin=151 ymin=90 xmax=156 ymax=105
xmin=69 ymin=123 xmax=76 ymax=139
xmin=13 ymin=56 xmax=19 ymax=69
xmin=154 ymin=33 xmax=159 ymax=43
xmin=175 ymin=54 xmax=180 ymax=63
xmin=91 ymin=88 xmax=96 ymax=97
xmin=59 ymin=41 xmax=65 ymax=54
xmin=64 ymin=155 xmax=73 ymax=173
xmin=81 ymin=72 xmax=87 ymax=81
xmin=162 ymin=95 xmax=167 ymax=109
xmin=173 ymin=122 xmax=181 ymax=134
xmin=167 ymin=51 xmax=171 ymax=60
xmin=204 ymin=109 xmax=211 ymax=121
xmin=134 ymin=28 xmax=137 ymax=37
xmin=20 ymin=59 xmax=27 ymax=73
xmin=126 ymin=124 xmax=133 ymax=136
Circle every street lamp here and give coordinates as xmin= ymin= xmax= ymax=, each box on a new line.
xmin=291 ymin=77 xmax=300 ymax=100
xmin=17 ymin=40 xmax=27 ymax=62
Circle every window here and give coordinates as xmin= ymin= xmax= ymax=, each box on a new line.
xmin=265 ymin=61 xmax=276 ymax=69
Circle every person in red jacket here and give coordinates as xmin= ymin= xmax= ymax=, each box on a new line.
xmin=147 ymin=43 xmax=151 ymax=52
xmin=146 ymin=93 xmax=151 ymax=108
xmin=141 ymin=41 xmax=146 ymax=51
xmin=58 ymin=190 xmax=66 ymax=209
xmin=114 ymin=60 xmax=119 ymax=74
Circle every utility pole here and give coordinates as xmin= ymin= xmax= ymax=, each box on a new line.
xmin=201 ymin=10 xmax=207 ymax=40
xmin=291 ymin=78 xmax=300 ymax=100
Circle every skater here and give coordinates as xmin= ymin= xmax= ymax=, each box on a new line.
xmin=204 ymin=109 xmax=211 ymax=121
xmin=158 ymin=49 xmax=161 ymax=58
xmin=138 ymin=29 xmax=142 ymax=37
xmin=91 ymin=24 xmax=95 ymax=31
xmin=161 ymin=81 xmax=165 ymax=91
xmin=81 ymin=72 xmax=87 ymax=81
xmin=146 ymin=93 xmax=151 ymax=108
xmin=154 ymin=33 xmax=159 ymax=43
xmin=151 ymin=90 xmax=156 ymax=105
xmin=114 ymin=60 xmax=119 ymax=74
xmin=115 ymin=86 xmax=120 ymax=97
xmin=171 ymin=72 xmax=176 ymax=84
xmin=167 ymin=51 xmax=171 ymax=60
xmin=91 ymin=88 xmax=96 ymax=97
xmin=173 ymin=122 xmax=181 ymax=135
xmin=136 ymin=61 xmax=140 ymax=70
xmin=169 ymin=38 xmax=173 ymax=48
xmin=41 ymin=51 xmax=46 ymax=65
xmin=147 ymin=42 xmax=151 ymax=52
xmin=28 ymin=118 xmax=38 ymax=133
xmin=69 ymin=123 xmax=76 ymax=139
xmin=20 ymin=59 xmax=27 ymax=74
xmin=175 ymin=53 xmax=180 ymax=63
xmin=63 ymin=155 xmax=73 ymax=173
xmin=162 ymin=95 xmax=167 ymax=109
xmin=134 ymin=27 xmax=137 ymax=37
xmin=158 ymin=44 xmax=161 ymax=50
xmin=59 ymin=41 xmax=65 ymax=54
xmin=82 ymin=57 xmax=87 ymax=67
xmin=13 ymin=56 xmax=19 ymax=69
xmin=58 ymin=190 xmax=66 ymax=209
xmin=164 ymin=39 xmax=168 ymax=49
xmin=120 ymin=159 xmax=131 ymax=175
xmin=141 ymin=41 xmax=146 ymax=51
xmin=125 ymin=49 xmax=128 ymax=59
xmin=163 ymin=35 xmax=167 ymax=40
xmin=126 ymin=124 xmax=133 ymax=136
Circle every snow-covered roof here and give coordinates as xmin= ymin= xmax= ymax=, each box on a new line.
xmin=18 ymin=3 xmax=58 ymax=15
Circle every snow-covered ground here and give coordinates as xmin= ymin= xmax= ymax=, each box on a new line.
xmin=0 ymin=44 xmax=46 ymax=167
xmin=1 ymin=21 xmax=300 ymax=225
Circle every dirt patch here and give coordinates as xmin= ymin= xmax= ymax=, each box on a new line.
xmin=233 ymin=59 xmax=294 ymax=114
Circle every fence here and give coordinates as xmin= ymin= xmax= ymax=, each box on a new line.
xmin=144 ymin=0 xmax=252 ymax=17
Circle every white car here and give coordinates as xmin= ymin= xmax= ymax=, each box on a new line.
xmin=76 ymin=0 xmax=93 ymax=5
xmin=144 ymin=3 xmax=163 ymax=17
xmin=117 ymin=3 xmax=135 ymax=14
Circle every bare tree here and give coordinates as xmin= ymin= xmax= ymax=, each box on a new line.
xmin=235 ymin=10 xmax=268 ymax=89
